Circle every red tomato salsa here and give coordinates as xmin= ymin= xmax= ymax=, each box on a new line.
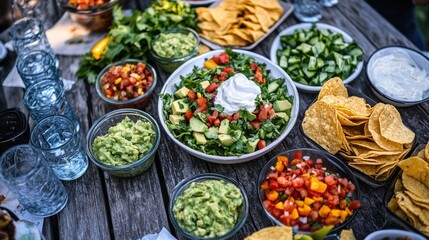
xmin=260 ymin=151 xmax=361 ymax=232
xmin=101 ymin=62 xmax=154 ymax=102
xmin=68 ymin=0 xmax=109 ymax=9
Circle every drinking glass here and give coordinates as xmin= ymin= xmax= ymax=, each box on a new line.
xmin=30 ymin=116 xmax=88 ymax=180
xmin=16 ymin=50 xmax=59 ymax=88
xmin=23 ymin=79 xmax=80 ymax=132
xmin=294 ymin=0 xmax=322 ymax=23
xmin=0 ymin=144 xmax=68 ymax=217
xmin=9 ymin=17 xmax=56 ymax=60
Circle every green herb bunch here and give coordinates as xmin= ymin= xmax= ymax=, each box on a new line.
xmin=76 ymin=0 xmax=198 ymax=84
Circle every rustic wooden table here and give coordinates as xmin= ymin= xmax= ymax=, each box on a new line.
xmin=1 ymin=0 xmax=429 ymax=239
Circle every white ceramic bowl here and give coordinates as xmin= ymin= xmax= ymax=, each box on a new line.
xmin=366 ymin=46 xmax=429 ymax=107
xmin=270 ymin=23 xmax=363 ymax=93
xmin=364 ymin=229 xmax=426 ymax=240
xmin=157 ymin=49 xmax=299 ymax=164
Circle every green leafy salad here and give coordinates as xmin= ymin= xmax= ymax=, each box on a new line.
xmin=76 ymin=0 xmax=197 ymax=84
xmin=161 ymin=49 xmax=294 ymax=156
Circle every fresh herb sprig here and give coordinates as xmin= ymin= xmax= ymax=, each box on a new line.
xmin=76 ymin=0 xmax=198 ymax=84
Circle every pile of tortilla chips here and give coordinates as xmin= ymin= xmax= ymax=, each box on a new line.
xmin=196 ymin=0 xmax=283 ymax=46
xmin=388 ymin=143 xmax=429 ymax=236
xmin=302 ymin=77 xmax=415 ymax=181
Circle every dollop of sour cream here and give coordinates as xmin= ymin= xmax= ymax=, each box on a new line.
xmin=369 ymin=50 xmax=429 ymax=101
xmin=214 ymin=73 xmax=261 ymax=115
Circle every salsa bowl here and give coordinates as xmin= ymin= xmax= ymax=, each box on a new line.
xmin=169 ymin=173 xmax=248 ymax=239
xmin=257 ymin=148 xmax=361 ymax=234
xmin=95 ymin=59 xmax=157 ymax=109
xmin=157 ymin=49 xmax=299 ymax=164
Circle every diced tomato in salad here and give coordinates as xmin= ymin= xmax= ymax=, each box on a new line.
xmin=260 ymin=151 xmax=360 ymax=232
xmin=101 ymin=62 xmax=153 ymax=102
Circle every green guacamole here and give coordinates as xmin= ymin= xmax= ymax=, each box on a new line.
xmin=153 ymin=31 xmax=197 ymax=58
xmin=92 ymin=117 xmax=155 ymax=166
xmin=173 ymin=179 xmax=243 ymax=238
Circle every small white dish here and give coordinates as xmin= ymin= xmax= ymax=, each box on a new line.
xmin=270 ymin=23 xmax=363 ymax=93
xmin=366 ymin=46 xmax=429 ymax=107
xmin=157 ymin=49 xmax=300 ymax=164
xmin=364 ymin=229 xmax=426 ymax=240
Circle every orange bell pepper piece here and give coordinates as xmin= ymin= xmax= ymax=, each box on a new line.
xmin=267 ymin=190 xmax=279 ymax=201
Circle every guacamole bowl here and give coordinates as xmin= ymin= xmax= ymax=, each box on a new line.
xmin=95 ymin=59 xmax=157 ymax=109
xmin=149 ymin=27 xmax=200 ymax=73
xmin=257 ymin=148 xmax=361 ymax=234
xmin=169 ymin=173 xmax=249 ymax=239
xmin=86 ymin=109 xmax=161 ymax=178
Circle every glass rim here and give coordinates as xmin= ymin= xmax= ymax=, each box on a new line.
xmin=30 ymin=115 xmax=76 ymax=151
xmin=9 ymin=17 xmax=43 ymax=41
xmin=23 ymin=79 xmax=65 ymax=110
xmin=0 ymin=144 xmax=40 ymax=181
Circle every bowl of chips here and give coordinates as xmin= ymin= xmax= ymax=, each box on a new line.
xmin=196 ymin=0 xmax=293 ymax=49
xmin=182 ymin=0 xmax=218 ymax=6
xmin=301 ymin=78 xmax=415 ymax=187
xmin=270 ymin=23 xmax=364 ymax=93
xmin=366 ymin=46 xmax=429 ymax=107
xmin=384 ymin=142 xmax=429 ymax=238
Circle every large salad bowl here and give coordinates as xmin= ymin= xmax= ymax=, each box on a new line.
xmin=158 ymin=49 xmax=299 ymax=164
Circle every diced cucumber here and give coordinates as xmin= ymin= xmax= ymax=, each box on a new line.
xmin=308 ymin=56 xmax=317 ymax=71
xmin=296 ymin=43 xmax=312 ymax=53
xmin=279 ymin=55 xmax=288 ymax=69
xmin=288 ymin=56 xmax=301 ymax=64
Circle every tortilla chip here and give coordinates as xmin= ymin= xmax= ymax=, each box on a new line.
xmin=302 ymin=101 xmax=343 ymax=154
xmin=396 ymin=191 xmax=429 ymax=225
xmin=317 ymin=77 xmax=348 ymax=101
xmin=398 ymin=157 xmax=429 ymax=189
xmin=340 ymin=229 xmax=355 ymax=240
xmin=368 ymin=103 xmax=404 ymax=151
xmin=244 ymin=226 xmax=292 ymax=240
xmin=378 ymin=105 xmax=415 ymax=145
xmin=425 ymin=142 xmax=429 ymax=162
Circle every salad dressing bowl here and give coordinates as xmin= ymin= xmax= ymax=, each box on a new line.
xmin=157 ymin=49 xmax=299 ymax=164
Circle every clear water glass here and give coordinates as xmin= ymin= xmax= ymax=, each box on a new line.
xmin=30 ymin=116 xmax=88 ymax=180
xmin=294 ymin=0 xmax=322 ymax=23
xmin=0 ymin=144 xmax=68 ymax=217
xmin=16 ymin=50 xmax=59 ymax=88
xmin=23 ymin=79 xmax=80 ymax=132
xmin=322 ymin=0 xmax=338 ymax=7
xmin=9 ymin=17 xmax=56 ymax=60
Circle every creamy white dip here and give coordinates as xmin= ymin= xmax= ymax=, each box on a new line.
xmin=214 ymin=73 xmax=261 ymax=115
xmin=369 ymin=50 xmax=429 ymax=101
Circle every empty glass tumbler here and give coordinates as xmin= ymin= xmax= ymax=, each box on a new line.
xmin=9 ymin=17 xmax=55 ymax=59
xmin=16 ymin=50 xmax=59 ymax=88
xmin=294 ymin=0 xmax=322 ymax=22
xmin=30 ymin=116 xmax=88 ymax=180
xmin=23 ymin=79 xmax=80 ymax=131
xmin=0 ymin=144 xmax=68 ymax=217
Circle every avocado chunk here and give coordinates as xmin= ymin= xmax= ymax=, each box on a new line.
xmin=204 ymin=127 xmax=219 ymax=139
xmin=218 ymin=134 xmax=235 ymax=146
xmin=246 ymin=138 xmax=259 ymax=153
xmin=274 ymin=112 xmax=290 ymax=121
xmin=268 ymin=81 xmax=280 ymax=93
xmin=218 ymin=119 xmax=230 ymax=134
xmin=193 ymin=132 xmax=207 ymax=145
xmin=172 ymin=99 xmax=189 ymax=115
xmin=200 ymin=80 xmax=210 ymax=90
xmin=174 ymin=86 xmax=190 ymax=98
xmin=169 ymin=115 xmax=184 ymax=125
xmin=273 ymin=100 xmax=292 ymax=112
xmin=190 ymin=117 xmax=208 ymax=133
